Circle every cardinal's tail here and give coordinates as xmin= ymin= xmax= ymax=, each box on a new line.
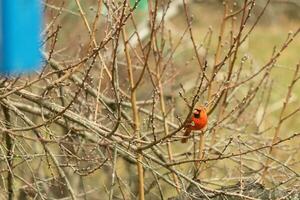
xmin=181 ymin=129 xmax=191 ymax=143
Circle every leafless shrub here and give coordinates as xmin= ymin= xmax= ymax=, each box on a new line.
xmin=0 ymin=0 xmax=299 ymax=199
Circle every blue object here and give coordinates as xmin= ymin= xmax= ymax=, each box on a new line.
xmin=0 ymin=0 xmax=43 ymax=75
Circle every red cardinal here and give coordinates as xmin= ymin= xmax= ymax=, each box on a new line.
xmin=181 ymin=107 xmax=208 ymax=143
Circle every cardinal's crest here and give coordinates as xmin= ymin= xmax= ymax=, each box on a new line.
xmin=191 ymin=121 xmax=195 ymax=126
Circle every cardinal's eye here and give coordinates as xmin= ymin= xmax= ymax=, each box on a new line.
xmin=194 ymin=113 xmax=200 ymax=118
